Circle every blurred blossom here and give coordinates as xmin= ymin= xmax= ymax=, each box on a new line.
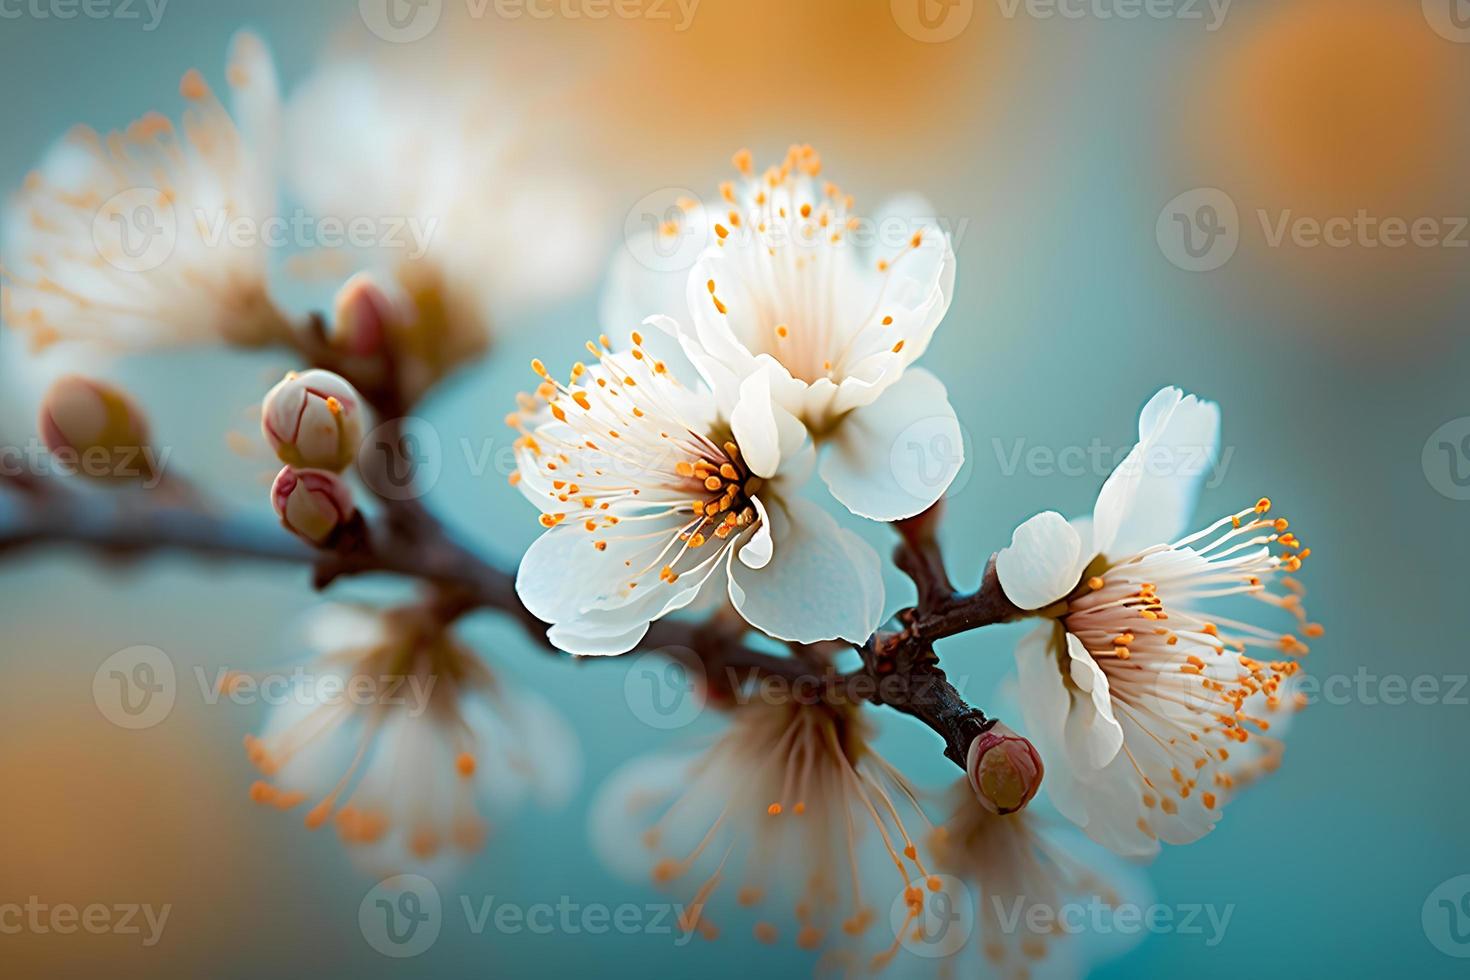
xmin=589 ymin=700 xmax=940 ymax=969
xmin=240 ymin=604 xmax=581 ymax=881
xmin=926 ymin=783 xmax=1135 ymax=980
xmin=283 ymin=51 xmax=607 ymax=330
xmin=0 ymin=31 xmax=293 ymax=351
xmin=329 ymin=271 xmax=391 ymax=358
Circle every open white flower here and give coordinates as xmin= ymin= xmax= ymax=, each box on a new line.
xmin=993 ymin=387 xmax=1319 ymax=857
xmin=238 ymin=605 xmax=580 ymax=879
xmin=1 ymin=31 xmax=291 ymax=350
xmin=605 ymin=146 xmax=961 ymax=522
xmin=589 ymin=700 xmax=938 ymax=967
xmin=509 ymin=329 xmax=884 ymax=655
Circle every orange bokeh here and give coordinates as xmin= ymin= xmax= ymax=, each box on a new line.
xmin=1204 ymin=0 xmax=1468 ymax=218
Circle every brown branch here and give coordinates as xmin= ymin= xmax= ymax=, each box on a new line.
xmin=0 ymin=311 xmax=1026 ymax=775
xmin=0 ymin=481 xmax=1021 ymax=770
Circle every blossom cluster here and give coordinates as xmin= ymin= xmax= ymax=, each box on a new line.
xmin=0 ymin=31 xmax=1321 ymax=978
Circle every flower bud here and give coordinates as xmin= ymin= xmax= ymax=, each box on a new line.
xmin=38 ymin=375 xmax=155 ymax=483
xmin=391 ymin=260 xmax=491 ymax=404
xmin=331 ymin=272 xmax=394 ymax=358
xmin=270 ymin=466 xmax=356 ymax=545
xmin=261 ymin=369 xmax=365 ymax=472
xmin=966 ymin=723 xmax=1044 ymax=816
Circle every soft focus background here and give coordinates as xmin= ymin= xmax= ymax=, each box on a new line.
xmin=2 ymin=0 xmax=1469 ymax=977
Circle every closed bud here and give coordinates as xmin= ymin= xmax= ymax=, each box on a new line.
xmin=38 ymin=375 xmax=155 ymax=483
xmin=331 ymin=272 xmax=394 ymax=358
xmin=270 ymin=467 xmax=356 ymax=545
xmin=261 ymin=369 xmax=365 ymax=472
xmin=966 ymin=723 xmax=1044 ymax=816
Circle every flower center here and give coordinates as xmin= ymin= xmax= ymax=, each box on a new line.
xmin=510 ymin=331 xmax=766 ymax=587
xmin=1060 ymin=498 xmax=1320 ymax=820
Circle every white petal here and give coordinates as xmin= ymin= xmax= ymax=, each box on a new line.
xmin=738 ymin=496 xmax=774 ymax=569
xmin=516 ymin=517 xmax=727 ymax=655
xmin=546 ymin=620 xmax=651 ymax=657
xmin=729 ymin=363 xmax=805 ymax=479
xmin=727 ymin=497 xmax=884 ymax=643
xmin=1109 ymin=389 xmax=1220 ymax=558
xmin=645 ymin=313 xmax=744 ymax=416
xmin=1091 ymin=387 xmax=1219 ymax=560
xmin=995 ymin=512 xmax=1085 ymax=610
xmin=1013 ymin=623 xmax=1088 ymax=828
xmin=817 ymin=367 xmax=962 ymax=521
xmin=1061 ymin=633 xmax=1125 ymax=771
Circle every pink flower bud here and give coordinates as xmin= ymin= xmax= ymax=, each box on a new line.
xmin=270 ymin=467 xmax=356 ymax=545
xmin=261 ymin=369 xmax=365 ymax=472
xmin=966 ymin=723 xmax=1044 ymax=815
xmin=331 ymin=272 xmax=394 ymax=358
xmin=38 ymin=375 xmax=155 ymax=483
